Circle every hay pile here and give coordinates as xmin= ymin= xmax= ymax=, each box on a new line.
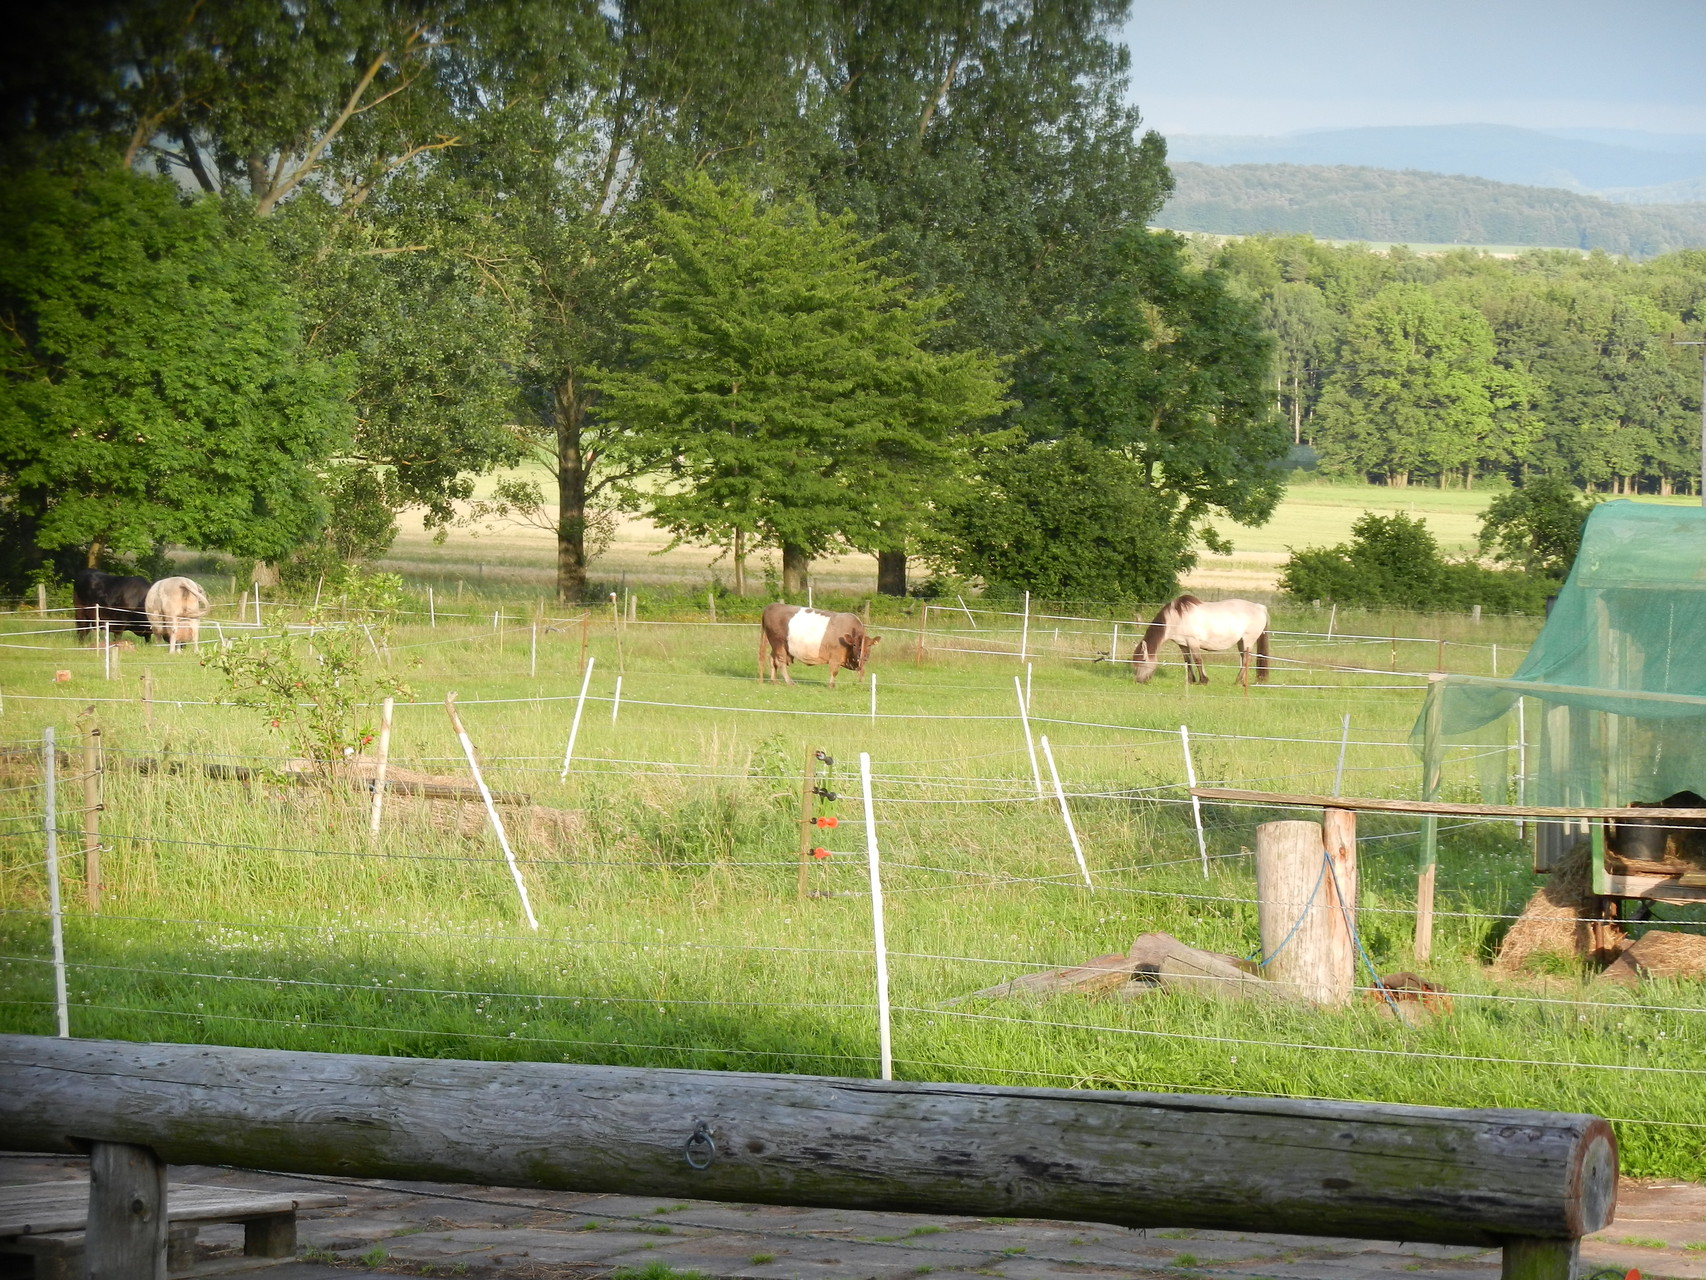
xmin=1597 ymin=930 xmax=1706 ymax=986
xmin=1492 ymin=842 xmax=1601 ymax=974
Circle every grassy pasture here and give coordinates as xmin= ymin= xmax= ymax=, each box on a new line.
xmin=1 ymin=588 xmax=1703 ymax=1178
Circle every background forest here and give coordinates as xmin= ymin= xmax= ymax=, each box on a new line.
xmin=1 ymin=1 xmax=1703 ymax=611
xmin=1208 ymin=234 xmax=1706 ymax=495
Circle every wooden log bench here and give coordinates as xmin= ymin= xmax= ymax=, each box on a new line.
xmin=0 ymin=1174 xmax=344 ymax=1280
xmin=0 ymin=1035 xmax=1616 ymax=1280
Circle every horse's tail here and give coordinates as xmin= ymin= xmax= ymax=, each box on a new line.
xmin=1256 ymin=628 xmax=1270 ymax=683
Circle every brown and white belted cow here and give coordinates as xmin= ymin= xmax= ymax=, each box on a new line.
xmin=758 ymin=603 xmax=880 ymax=688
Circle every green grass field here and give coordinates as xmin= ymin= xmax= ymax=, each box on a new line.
xmin=3 ymin=576 xmax=1703 ymax=1177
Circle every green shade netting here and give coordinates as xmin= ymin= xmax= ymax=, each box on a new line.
xmin=1413 ymin=501 xmax=1706 ymax=808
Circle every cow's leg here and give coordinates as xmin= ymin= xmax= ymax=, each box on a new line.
xmin=827 ymin=658 xmax=839 ymax=689
xmin=781 ymin=653 xmax=794 ymax=685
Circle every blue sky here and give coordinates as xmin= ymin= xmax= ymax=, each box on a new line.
xmin=1119 ymin=0 xmax=1706 ymax=136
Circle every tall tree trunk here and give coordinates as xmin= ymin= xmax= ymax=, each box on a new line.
xmin=1291 ymin=372 xmax=1302 ymax=445
xmin=877 ymin=549 xmax=907 ymax=596
xmin=86 ymin=538 xmax=105 ymax=569
xmin=781 ymin=542 xmax=809 ymax=599
xmin=555 ymin=376 xmax=589 ymax=603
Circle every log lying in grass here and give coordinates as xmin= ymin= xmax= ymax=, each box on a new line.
xmin=961 ymin=934 xmax=1304 ymax=1004
xmin=0 ymin=1035 xmax=1616 ymax=1269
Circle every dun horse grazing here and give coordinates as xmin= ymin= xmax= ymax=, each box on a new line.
xmin=759 ymin=603 xmax=880 ymax=688
xmin=145 ymin=576 xmax=210 ymax=651
xmin=72 ymin=569 xmax=153 ymax=643
xmin=1131 ymin=595 xmax=1270 ymax=687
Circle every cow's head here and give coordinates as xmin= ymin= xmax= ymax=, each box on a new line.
xmin=846 ymin=633 xmax=880 ymax=670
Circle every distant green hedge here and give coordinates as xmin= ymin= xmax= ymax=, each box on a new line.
xmin=1280 ymin=511 xmax=1553 ymax=614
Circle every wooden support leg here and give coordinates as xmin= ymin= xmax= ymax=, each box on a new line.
xmin=243 ymin=1214 xmax=296 ymax=1258
xmin=1500 ymin=1236 xmax=1578 ymax=1280
xmin=86 ymin=1140 xmax=167 ymax=1280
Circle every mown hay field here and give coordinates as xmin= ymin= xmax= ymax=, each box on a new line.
xmin=2 ymin=586 xmax=1703 ymax=1177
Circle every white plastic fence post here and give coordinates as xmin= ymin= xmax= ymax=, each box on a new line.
xmin=428 ymin=586 xmax=436 ymax=628
xmin=859 ymin=752 xmax=892 ymax=1082
xmin=611 ymin=674 xmax=623 ymax=724
xmin=559 ymin=656 xmax=596 ymax=780
xmin=368 ymin=697 xmax=393 ymax=842
xmin=1332 ymin=713 xmax=1351 ymax=798
xmin=807 ymin=581 xmax=813 ymax=610
xmin=1040 ymin=735 xmax=1093 ymax=889
xmin=1020 ymin=590 xmax=1030 ymax=661
xmin=1015 ymin=676 xmax=1043 ymax=798
xmin=1025 ymin=662 xmax=1032 ymax=712
xmin=44 ymin=727 xmax=68 ymax=1038
xmin=869 ymin=672 xmax=877 ymax=724
xmin=254 ymin=586 xmax=262 ymax=627
xmin=1180 ymin=723 xmax=1208 ymax=878
xmin=445 ymin=693 xmax=538 ymax=930
xmin=1492 ymin=643 xmax=1498 ymax=677
xmin=1110 ymin=620 xmax=1118 ymax=662
xmin=1326 ymin=603 xmax=1336 ymax=640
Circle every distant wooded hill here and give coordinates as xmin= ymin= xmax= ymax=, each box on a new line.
xmin=1160 ymin=163 xmax=1706 ymax=257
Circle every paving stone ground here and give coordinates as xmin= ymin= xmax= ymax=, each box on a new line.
xmin=5 ymin=1154 xmax=1704 ymax=1280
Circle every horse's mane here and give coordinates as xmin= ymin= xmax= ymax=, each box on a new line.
xmin=1138 ymin=595 xmax=1199 ymax=660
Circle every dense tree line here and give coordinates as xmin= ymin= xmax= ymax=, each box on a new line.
xmin=0 ymin=0 xmax=1288 ymax=604
xmin=1165 ymin=163 xmax=1706 ymax=258
xmin=1212 ymin=234 xmax=1706 ymax=493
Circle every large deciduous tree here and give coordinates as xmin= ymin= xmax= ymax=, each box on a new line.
xmin=813 ymin=0 xmax=1174 ymax=591
xmin=590 ymin=174 xmax=1007 ymax=596
xmin=6 ymin=0 xmax=538 ymax=560
xmin=931 ymin=229 xmax=1287 ymax=599
xmin=0 ymin=166 xmax=349 ymax=587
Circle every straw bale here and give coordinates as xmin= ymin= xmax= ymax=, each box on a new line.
xmin=1595 ymin=929 xmax=1706 ymax=987
xmin=1492 ymin=842 xmax=1601 ymax=974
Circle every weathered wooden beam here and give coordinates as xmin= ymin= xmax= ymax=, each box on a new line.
xmin=85 ymin=1141 xmax=165 ymax=1280
xmin=1192 ymin=786 xmax=1706 ymax=821
xmin=0 ymin=1036 xmax=1614 ymax=1253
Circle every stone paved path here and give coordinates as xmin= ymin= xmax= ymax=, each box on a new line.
xmin=5 ymin=1155 xmax=1704 ymax=1280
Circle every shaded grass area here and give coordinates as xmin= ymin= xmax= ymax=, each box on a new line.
xmin=2 ymin=595 xmax=1704 ymax=1178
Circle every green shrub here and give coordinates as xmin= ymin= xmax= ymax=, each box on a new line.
xmin=1280 ymin=511 xmax=1552 ymax=613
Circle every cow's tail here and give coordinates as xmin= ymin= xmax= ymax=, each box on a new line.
xmin=1256 ymin=629 xmax=1270 ymax=683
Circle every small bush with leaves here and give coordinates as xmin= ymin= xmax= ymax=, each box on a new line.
xmin=202 ymin=626 xmax=409 ymax=766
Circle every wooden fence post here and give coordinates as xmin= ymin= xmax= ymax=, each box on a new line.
xmin=86 ymin=1140 xmax=167 ymax=1280
xmin=83 ymin=718 xmax=102 ymax=910
xmin=37 ymin=583 xmax=47 ymax=613
xmin=1255 ymin=818 xmax=1355 ymax=1005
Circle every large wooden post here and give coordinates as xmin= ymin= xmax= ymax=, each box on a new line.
xmin=1255 ymin=818 xmax=1355 ymax=1005
xmin=86 ymin=1140 xmax=167 ymax=1280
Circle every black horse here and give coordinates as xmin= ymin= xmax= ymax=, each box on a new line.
xmin=73 ymin=569 xmax=153 ymax=642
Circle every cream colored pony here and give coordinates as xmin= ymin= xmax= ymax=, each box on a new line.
xmin=145 ymin=576 xmax=210 ymax=651
xmin=1131 ymin=594 xmax=1270 ymax=686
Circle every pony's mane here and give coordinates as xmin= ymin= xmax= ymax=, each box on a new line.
xmin=1137 ymin=595 xmax=1203 ymax=662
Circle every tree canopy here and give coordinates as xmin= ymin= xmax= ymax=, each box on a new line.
xmin=591 ymin=174 xmax=1008 ymax=595
xmin=0 ymin=165 xmax=349 ymax=585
